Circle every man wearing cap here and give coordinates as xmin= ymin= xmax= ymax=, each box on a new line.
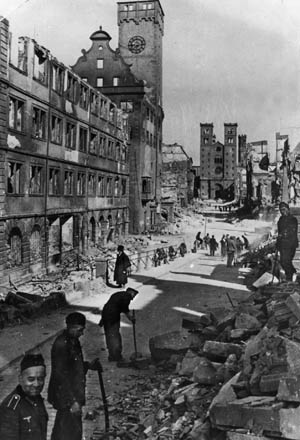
xmin=99 ymin=287 xmax=138 ymax=362
xmin=113 ymin=245 xmax=131 ymax=287
xmin=48 ymin=312 xmax=101 ymax=440
xmin=0 ymin=353 xmax=48 ymax=440
xmin=277 ymin=201 xmax=299 ymax=281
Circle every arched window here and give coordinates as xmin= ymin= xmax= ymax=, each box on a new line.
xmin=30 ymin=225 xmax=42 ymax=262
xmin=7 ymin=227 xmax=22 ymax=267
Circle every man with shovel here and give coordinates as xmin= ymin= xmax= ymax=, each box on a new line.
xmin=99 ymin=287 xmax=138 ymax=363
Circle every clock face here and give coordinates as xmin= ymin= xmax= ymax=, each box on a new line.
xmin=128 ymin=36 xmax=146 ymax=54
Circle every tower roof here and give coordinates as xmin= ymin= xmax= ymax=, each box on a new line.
xmin=90 ymin=26 xmax=111 ymax=41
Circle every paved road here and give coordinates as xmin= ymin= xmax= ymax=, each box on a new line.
xmin=0 ymin=247 xmax=251 ymax=439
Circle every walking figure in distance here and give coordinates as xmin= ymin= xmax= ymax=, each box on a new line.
xmin=114 ymin=245 xmax=131 ymax=288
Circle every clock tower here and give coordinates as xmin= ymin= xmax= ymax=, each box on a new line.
xmin=117 ymin=0 xmax=164 ymax=105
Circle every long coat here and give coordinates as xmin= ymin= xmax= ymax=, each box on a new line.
xmin=0 ymin=385 xmax=48 ymax=440
xmin=114 ymin=252 xmax=131 ymax=285
xmin=48 ymin=330 xmax=88 ymax=410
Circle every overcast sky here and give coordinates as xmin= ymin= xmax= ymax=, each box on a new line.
xmin=2 ymin=0 xmax=300 ymax=163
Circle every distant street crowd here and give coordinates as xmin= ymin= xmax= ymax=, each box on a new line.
xmin=193 ymin=231 xmax=249 ymax=267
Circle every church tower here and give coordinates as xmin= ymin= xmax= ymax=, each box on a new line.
xmin=117 ymin=1 xmax=164 ymax=105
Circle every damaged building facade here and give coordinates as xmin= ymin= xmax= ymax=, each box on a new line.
xmin=200 ymin=123 xmax=238 ymax=201
xmin=72 ymin=0 xmax=164 ymax=234
xmin=0 ymin=19 xmax=130 ymax=283
xmin=161 ymin=143 xmax=194 ymax=217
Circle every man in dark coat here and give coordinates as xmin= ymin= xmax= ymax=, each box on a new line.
xmin=99 ymin=287 xmax=138 ymax=362
xmin=48 ymin=312 xmax=101 ymax=440
xmin=226 ymin=236 xmax=237 ymax=267
xmin=0 ymin=353 xmax=48 ymax=440
xmin=277 ymin=201 xmax=298 ymax=281
xmin=114 ymin=245 xmax=131 ymax=287
xmin=209 ymin=235 xmax=218 ymax=256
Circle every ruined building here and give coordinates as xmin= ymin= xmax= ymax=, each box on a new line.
xmin=0 ymin=18 xmax=130 ymax=283
xmin=199 ymin=123 xmax=238 ymax=201
xmin=161 ymin=143 xmax=194 ymax=215
xmin=72 ymin=0 xmax=164 ymax=234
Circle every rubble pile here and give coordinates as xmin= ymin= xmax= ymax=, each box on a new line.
xmin=208 ymin=283 xmax=300 ymax=439
xmin=0 ymin=288 xmax=66 ymax=328
xmin=91 ymin=282 xmax=300 ymax=440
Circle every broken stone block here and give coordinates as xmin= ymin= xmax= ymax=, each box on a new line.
xmin=208 ymin=372 xmax=241 ymax=415
xmin=230 ymin=329 xmax=249 ymax=340
xmin=235 ymin=313 xmax=261 ymax=331
xmin=178 ymin=349 xmax=203 ymax=377
xmin=203 ymin=341 xmax=243 ymax=362
xmin=277 ymin=375 xmax=300 ymax=402
xmin=286 ymin=292 xmax=300 ymax=321
xmin=149 ymin=331 xmax=196 ymax=361
xmin=192 ymin=357 xmax=217 ymax=385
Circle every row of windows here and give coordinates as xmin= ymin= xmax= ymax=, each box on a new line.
xmin=123 ymin=3 xmax=153 ymax=11
xmin=30 ymin=50 xmax=122 ymax=123
xmin=9 ymin=97 xmax=128 ymax=161
xmin=7 ymin=161 xmax=127 ymax=197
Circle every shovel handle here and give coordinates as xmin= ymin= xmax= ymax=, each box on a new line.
xmin=132 ymin=310 xmax=137 ymax=355
xmin=97 ymin=369 xmax=109 ymax=432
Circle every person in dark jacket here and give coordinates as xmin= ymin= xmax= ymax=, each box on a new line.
xmin=209 ymin=235 xmax=218 ymax=256
xmin=114 ymin=245 xmax=131 ymax=287
xmin=48 ymin=312 xmax=100 ymax=440
xmin=0 ymin=353 xmax=48 ymax=440
xmin=99 ymin=287 xmax=138 ymax=362
xmin=226 ymin=236 xmax=237 ymax=267
xmin=276 ymin=201 xmax=298 ymax=281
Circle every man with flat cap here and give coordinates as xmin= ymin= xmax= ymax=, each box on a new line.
xmin=0 ymin=353 xmax=48 ymax=440
xmin=48 ymin=312 xmax=101 ymax=440
xmin=277 ymin=201 xmax=299 ymax=282
xmin=99 ymin=287 xmax=138 ymax=362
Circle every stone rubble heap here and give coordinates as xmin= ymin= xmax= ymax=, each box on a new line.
xmin=91 ymin=281 xmax=300 ymax=440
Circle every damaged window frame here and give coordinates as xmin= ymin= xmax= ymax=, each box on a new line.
xmin=79 ymin=83 xmax=89 ymax=110
xmin=106 ymin=176 xmax=113 ymax=196
xmin=89 ymin=130 xmax=98 ymax=155
xmin=32 ymin=106 xmax=47 ymax=140
xmin=33 ymin=45 xmax=48 ymax=85
xmin=48 ymin=167 xmax=60 ymax=196
xmin=50 ymin=114 xmax=63 ymax=145
xmin=120 ymin=100 xmax=133 ymax=113
xmin=52 ymin=63 xmax=64 ymax=95
xmin=7 ymin=161 xmax=23 ymax=195
xmin=121 ymin=178 xmax=127 ymax=196
xmin=79 ymin=126 xmax=88 ymax=153
xmin=97 ymin=174 xmax=106 ymax=197
xmin=9 ymin=96 xmax=25 ymax=132
xmin=99 ymin=135 xmax=106 ymax=157
xmin=77 ymin=171 xmax=86 ymax=196
xmin=66 ymin=72 xmax=78 ymax=103
xmin=65 ymin=120 xmax=77 ymax=150
xmin=90 ymin=91 xmax=98 ymax=115
xmin=88 ymin=173 xmax=96 ymax=196
xmin=64 ymin=170 xmax=74 ymax=196
xmin=29 ymin=164 xmax=43 ymax=195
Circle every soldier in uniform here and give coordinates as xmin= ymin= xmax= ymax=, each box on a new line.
xmin=0 ymin=353 xmax=48 ymax=440
xmin=277 ymin=201 xmax=299 ymax=282
xmin=48 ymin=312 xmax=101 ymax=440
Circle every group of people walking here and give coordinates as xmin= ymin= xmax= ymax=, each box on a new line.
xmin=194 ymin=231 xmax=248 ymax=266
